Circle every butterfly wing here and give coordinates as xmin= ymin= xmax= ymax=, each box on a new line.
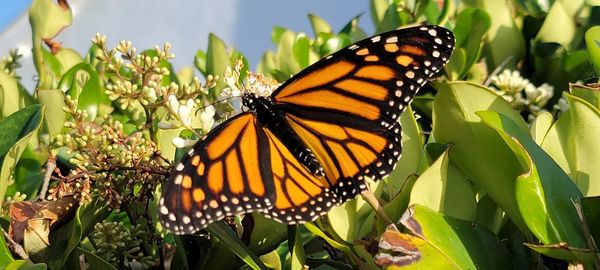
xmin=159 ymin=113 xmax=274 ymax=234
xmin=272 ymin=25 xmax=455 ymax=200
xmin=260 ymin=127 xmax=339 ymax=224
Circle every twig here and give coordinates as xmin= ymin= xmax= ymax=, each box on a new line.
xmin=361 ymin=189 xmax=394 ymax=227
xmin=37 ymin=154 xmax=56 ymax=201
xmin=1 ymin=227 xmax=29 ymax=260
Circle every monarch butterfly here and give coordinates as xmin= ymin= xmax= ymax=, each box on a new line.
xmin=159 ymin=25 xmax=454 ymax=234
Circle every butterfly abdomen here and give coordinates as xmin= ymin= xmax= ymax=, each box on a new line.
xmin=248 ymin=94 xmax=326 ymax=178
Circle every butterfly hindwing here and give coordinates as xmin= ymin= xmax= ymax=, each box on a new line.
xmin=159 ymin=113 xmax=274 ymax=234
xmin=261 ymin=128 xmax=339 ymax=224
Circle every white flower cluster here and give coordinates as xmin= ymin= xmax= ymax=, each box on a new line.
xmin=221 ymin=59 xmax=280 ymax=99
xmin=491 ymin=69 xmax=558 ymax=120
xmin=160 ymin=94 xmax=215 ymax=148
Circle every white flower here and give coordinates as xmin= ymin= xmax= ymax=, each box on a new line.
xmin=491 ymin=70 xmax=529 ymax=94
xmin=178 ymin=99 xmax=195 ymax=128
xmin=167 ymin=94 xmax=179 ymax=112
xmin=553 ymin=97 xmax=569 ymax=112
xmin=199 ymin=105 xmax=215 ymax=132
xmin=172 ymin=137 xmax=198 ymax=148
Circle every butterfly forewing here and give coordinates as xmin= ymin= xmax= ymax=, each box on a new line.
xmin=273 ymin=25 xmax=454 ymax=201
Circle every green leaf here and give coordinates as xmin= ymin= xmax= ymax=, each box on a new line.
xmin=476 ymin=0 xmax=525 ymax=69
xmin=206 ymin=33 xmax=229 ymax=96
xmin=204 ymin=222 xmax=268 ymax=270
xmin=525 ymin=243 xmax=595 ymax=267
xmin=59 ymin=63 xmax=112 ymax=120
xmin=5 ymin=260 xmax=47 ymax=270
xmin=6 ymin=146 xmax=46 ymax=199
xmin=54 ymin=48 xmax=82 ymax=74
xmin=474 ymin=195 xmax=504 ymax=233
xmin=0 ymin=229 xmax=15 ymax=268
xmin=318 ymin=34 xmax=351 ymax=57
xmin=308 ymin=13 xmax=333 ymax=36
xmin=541 ymin=93 xmax=600 ymax=196
xmin=47 ymin=198 xmax=110 ymax=270
xmin=376 ymin=205 xmax=510 ymax=269
xmin=535 ymin=0 xmax=584 ymax=48
xmin=0 ymin=105 xmax=44 ymax=207
xmin=452 ymin=8 xmax=490 ymax=78
xmin=478 ymin=111 xmax=588 ymax=252
xmin=339 ymin=14 xmax=368 ymax=42
xmin=409 ymin=150 xmax=477 ymax=221
xmin=432 ymin=82 xmax=530 ymax=233
xmin=247 ymin=214 xmax=287 ymax=255
xmin=293 ymin=34 xmax=312 ymax=69
xmin=581 ymin=196 xmax=600 ymax=247
xmin=370 ymin=0 xmax=388 ymax=29
xmin=36 ymin=89 xmax=65 ymax=137
xmin=529 ymin=111 xmax=554 ymax=145
xmin=28 ymin=0 xmax=72 ymax=40
xmin=585 ymin=26 xmax=600 ymax=76
xmin=376 ymin=5 xmax=400 ymax=33
xmin=0 ymin=71 xmax=31 ymax=119
xmin=276 ymin=31 xmax=302 ymax=78
xmin=194 ymin=49 xmax=207 ymax=76
xmin=288 ymin=226 xmax=306 ymax=270
xmin=386 ymin=106 xmax=427 ymax=200
xmin=78 ymin=247 xmax=117 ymax=270
xmin=570 ymin=84 xmax=600 ymax=110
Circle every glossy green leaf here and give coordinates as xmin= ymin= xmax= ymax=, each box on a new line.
xmin=585 ymin=26 xmax=600 ymax=75
xmin=194 ymin=49 xmax=207 ymax=76
xmin=570 ymin=84 xmax=600 ymax=110
xmin=206 ymin=33 xmax=229 ymax=96
xmin=376 ymin=5 xmax=400 ymax=33
xmin=386 ymin=106 xmax=427 ymax=198
xmin=581 ymin=196 xmax=600 ymax=247
xmin=293 ymin=34 xmax=312 ymax=69
xmin=0 ymin=71 xmax=27 ymax=119
xmin=370 ymin=0 xmax=388 ymax=29
xmin=36 ymin=89 xmax=65 ymax=137
xmin=276 ymin=31 xmax=302 ymax=78
xmin=59 ymin=63 xmax=112 ymax=120
xmin=476 ymin=0 xmax=524 ymax=69
xmin=54 ymin=48 xmax=82 ymax=74
xmin=0 ymin=105 xmax=44 ymax=207
xmin=432 ymin=81 xmax=529 ymax=233
xmin=288 ymin=226 xmax=306 ymax=270
xmin=47 ymin=198 xmax=110 ymax=270
xmin=28 ymin=0 xmax=71 ymax=40
xmin=409 ymin=150 xmax=477 ymax=221
xmin=78 ymin=247 xmax=117 ymax=270
xmin=529 ymin=111 xmax=554 ymax=145
xmin=308 ymin=13 xmax=333 ymax=36
xmin=5 ymin=260 xmax=47 ymax=270
xmin=536 ymin=0 xmax=584 ymax=48
xmin=247 ymin=214 xmax=287 ymax=255
xmin=375 ymin=205 xmax=510 ymax=269
xmin=384 ymin=174 xmax=418 ymax=224
xmin=452 ymin=8 xmax=490 ymax=78
xmin=339 ymin=14 xmax=367 ymax=42
xmin=7 ymin=146 xmax=45 ymax=200
xmin=478 ymin=111 xmax=587 ymax=251
xmin=525 ymin=243 xmax=595 ymax=266
xmin=0 ymin=229 xmax=15 ymax=268
xmin=474 ymin=195 xmax=504 ymax=234
xmin=319 ymin=34 xmax=351 ymax=57
xmin=205 ymin=222 xmax=268 ymax=270
xmin=541 ymin=93 xmax=600 ymax=196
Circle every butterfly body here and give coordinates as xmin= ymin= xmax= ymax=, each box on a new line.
xmin=160 ymin=25 xmax=455 ymax=234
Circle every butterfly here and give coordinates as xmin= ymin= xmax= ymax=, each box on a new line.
xmin=159 ymin=25 xmax=455 ymax=234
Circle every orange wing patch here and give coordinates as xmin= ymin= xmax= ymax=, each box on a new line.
xmin=277 ymin=61 xmax=356 ymax=99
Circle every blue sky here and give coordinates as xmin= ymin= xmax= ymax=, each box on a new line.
xmin=0 ymin=1 xmax=373 ymax=90
xmin=0 ymin=1 xmax=31 ymax=33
